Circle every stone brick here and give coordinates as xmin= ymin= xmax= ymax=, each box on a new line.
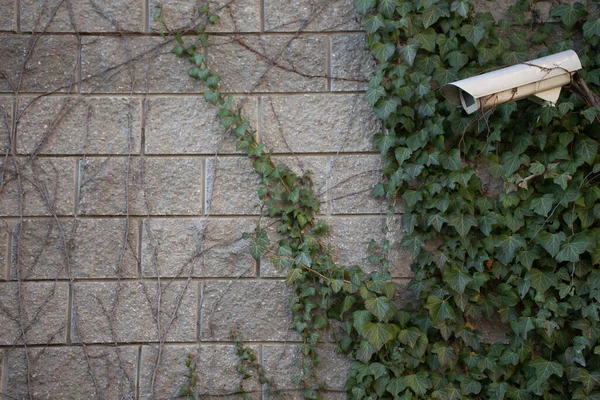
xmin=20 ymin=0 xmax=144 ymax=33
xmin=78 ymin=157 xmax=203 ymax=215
xmin=72 ymin=280 xmax=197 ymax=343
xmin=16 ymin=96 xmax=141 ymax=155
xmin=474 ymin=313 xmax=510 ymax=344
xmin=264 ymin=0 xmax=360 ymax=32
xmin=0 ymin=0 xmax=14 ymax=30
xmin=4 ymin=346 xmax=137 ymax=400
xmin=150 ymin=0 xmax=260 ymax=33
xmin=139 ymin=344 xmax=260 ymax=400
xmin=10 ymin=218 xmax=138 ymax=280
xmin=331 ymin=34 xmax=374 ymax=91
xmin=141 ymin=217 xmax=256 ymax=277
xmin=0 ymin=281 xmax=69 ymax=345
xmin=330 ymin=155 xmax=387 ymax=214
xmin=261 ymin=94 xmax=378 ymax=153
xmin=81 ymin=36 xmax=202 ymax=93
xmin=325 ymin=216 xmax=412 ymax=277
xmin=201 ymin=280 xmax=298 ymax=341
xmin=0 ymin=97 xmax=13 ymax=153
xmin=0 ymin=34 xmax=77 ymax=93
xmin=205 ymin=156 xmax=260 ymax=215
xmin=144 ymin=96 xmax=256 ymax=155
xmin=262 ymin=344 xmax=350 ymax=399
xmin=205 ymin=0 xmax=261 ymax=33
xmin=0 ymin=157 xmax=75 ymax=216
xmin=207 ymin=35 xmax=326 ymax=93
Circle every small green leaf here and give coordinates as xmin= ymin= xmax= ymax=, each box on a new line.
xmin=425 ymin=296 xmax=454 ymax=322
xmin=583 ymin=17 xmax=600 ymax=39
xmin=448 ymin=213 xmax=477 ymax=237
xmin=355 ymin=0 xmax=376 ymax=13
xmin=372 ymin=42 xmax=396 ymax=62
xmin=451 ymin=0 xmax=469 ymax=17
xmin=398 ymin=38 xmax=419 ymax=66
xmin=402 ymin=372 xmax=431 ymax=396
xmin=422 ymin=3 xmax=450 ymax=29
xmin=550 ymin=2 xmax=587 ymax=27
xmin=576 ymin=138 xmax=599 ymax=164
xmin=363 ymin=322 xmax=396 ymax=349
xmin=527 ymin=268 xmax=557 ymax=294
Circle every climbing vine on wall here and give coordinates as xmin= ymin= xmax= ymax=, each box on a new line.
xmin=161 ymin=0 xmax=600 ymax=398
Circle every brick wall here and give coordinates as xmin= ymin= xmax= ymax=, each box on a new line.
xmin=0 ymin=0 xmax=416 ymax=398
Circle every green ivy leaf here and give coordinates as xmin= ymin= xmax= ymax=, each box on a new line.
xmin=537 ymin=231 xmax=566 ymax=257
xmin=363 ymin=14 xmax=385 ymax=33
xmin=365 ymin=296 xmax=393 ymax=321
xmin=555 ymin=233 xmax=595 ymax=262
xmin=448 ymin=213 xmax=477 ymax=237
xmin=530 ymin=194 xmax=555 ymax=217
xmin=529 ymin=357 xmax=564 ymax=383
xmin=422 ymin=3 xmax=450 ymax=29
xmin=583 ymin=17 xmax=600 ymax=39
xmin=378 ymin=0 xmax=398 ymax=16
xmin=575 ymin=138 xmax=598 ymax=164
xmin=495 ymin=234 xmax=526 ymax=262
xmin=386 ymin=378 xmax=406 ymax=397
xmin=550 ymin=2 xmax=587 ymax=27
xmin=425 ymin=296 xmax=455 ymax=322
xmin=398 ymin=38 xmax=420 ymax=66
xmin=372 ymin=42 xmax=396 ymax=62
xmin=415 ymin=28 xmax=437 ymax=52
xmin=398 ymin=327 xmax=422 ymax=347
xmin=445 ymin=268 xmax=473 ymax=294
xmin=365 ymin=85 xmax=386 ymax=106
xmin=446 ymin=50 xmax=469 ymax=69
xmin=450 ymin=0 xmax=469 ymax=17
xmin=460 ymin=23 xmax=486 ymax=46
xmin=402 ymin=372 xmax=431 ymax=396
xmin=363 ymin=322 xmax=396 ymax=349
xmin=527 ymin=268 xmax=557 ymax=294
xmin=355 ymin=0 xmax=375 ymax=13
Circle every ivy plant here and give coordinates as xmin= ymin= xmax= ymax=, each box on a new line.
xmin=159 ymin=0 xmax=600 ymax=398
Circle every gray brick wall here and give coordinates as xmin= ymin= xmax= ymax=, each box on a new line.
xmin=0 ymin=0 xmax=415 ymax=398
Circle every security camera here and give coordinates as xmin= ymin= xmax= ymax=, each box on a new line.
xmin=440 ymin=50 xmax=582 ymax=114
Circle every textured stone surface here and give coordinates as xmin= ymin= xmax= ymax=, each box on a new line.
xmin=0 ymin=0 xmax=14 ymax=30
xmin=145 ymin=96 xmax=256 ymax=154
xmin=72 ymin=281 xmax=197 ymax=343
xmin=261 ymin=94 xmax=378 ymax=153
xmin=139 ymin=344 xmax=260 ymax=399
xmin=17 ymin=96 xmax=141 ymax=154
xmin=264 ymin=0 xmax=360 ymax=32
xmin=0 ymin=97 xmax=13 ymax=153
xmin=207 ymin=35 xmax=326 ymax=92
xmin=150 ymin=0 xmax=260 ymax=33
xmin=78 ymin=157 xmax=203 ymax=215
xmin=0 ymin=34 xmax=78 ymax=93
xmin=331 ymin=34 xmax=374 ymax=91
xmin=0 ymin=281 xmax=69 ymax=345
xmin=0 ymin=220 xmax=8 ymax=280
xmin=201 ymin=280 xmax=297 ymax=341
xmin=4 ymin=346 xmax=137 ymax=399
xmin=11 ymin=218 xmax=138 ymax=280
xmin=141 ymin=217 xmax=255 ymax=277
xmin=262 ymin=345 xmax=350 ymax=399
xmin=0 ymin=157 xmax=75 ymax=216
xmin=474 ymin=313 xmax=511 ymax=344
xmin=205 ymin=156 xmax=260 ymax=215
xmin=330 ymin=155 xmax=387 ymax=214
xmin=81 ymin=36 xmax=202 ymax=93
xmin=20 ymin=0 xmax=144 ymax=33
